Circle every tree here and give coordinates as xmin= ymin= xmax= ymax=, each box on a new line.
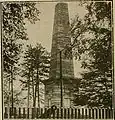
xmin=20 ymin=45 xmax=34 ymax=107
xmin=3 ymin=2 xmax=40 ymax=73
xmin=3 ymin=2 xmax=40 ymax=108
xmin=20 ymin=44 xmax=50 ymax=108
xmin=71 ymin=1 xmax=112 ymax=108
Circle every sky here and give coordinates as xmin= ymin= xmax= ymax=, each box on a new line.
xmin=24 ymin=1 xmax=88 ymax=78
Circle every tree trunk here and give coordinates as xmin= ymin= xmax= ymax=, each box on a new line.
xmin=36 ymin=68 xmax=40 ymax=108
xmin=32 ymin=71 xmax=35 ymax=107
xmin=33 ymin=82 xmax=37 ymax=108
xmin=27 ymin=68 xmax=30 ymax=108
xmin=10 ymin=65 xmax=14 ymax=116
xmin=37 ymin=81 xmax=40 ymax=108
xmin=8 ymin=77 xmax=11 ymax=118
xmin=11 ymin=66 xmax=13 ymax=109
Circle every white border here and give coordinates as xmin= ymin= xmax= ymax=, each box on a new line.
xmin=0 ymin=0 xmax=114 ymax=120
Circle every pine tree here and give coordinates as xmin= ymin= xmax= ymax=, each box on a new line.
xmin=21 ymin=44 xmax=50 ymax=108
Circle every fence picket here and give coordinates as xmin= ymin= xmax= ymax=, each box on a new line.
xmin=104 ymin=109 xmax=106 ymax=119
xmin=89 ymin=109 xmax=91 ymax=119
xmin=98 ymin=109 xmax=101 ymax=119
xmin=47 ymin=108 xmax=51 ymax=119
xmin=75 ymin=108 xmax=77 ymax=119
xmin=105 ymin=109 xmax=107 ymax=119
xmin=53 ymin=107 xmax=55 ymax=119
xmin=9 ymin=107 xmax=12 ymax=118
xmin=14 ymin=107 xmax=17 ymax=118
xmin=64 ymin=108 xmax=67 ymax=119
xmin=102 ymin=109 xmax=104 ymax=119
xmin=23 ymin=108 xmax=26 ymax=118
xmin=31 ymin=108 xmax=34 ymax=119
xmin=60 ymin=108 xmax=63 ymax=119
xmin=110 ymin=108 xmax=113 ymax=119
xmin=92 ymin=109 xmax=94 ymax=119
xmin=71 ymin=108 xmax=73 ymax=119
xmin=43 ymin=107 xmax=46 ymax=118
xmin=56 ymin=108 xmax=59 ymax=119
xmin=67 ymin=108 xmax=70 ymax=119
xmin=78 ymin=109 xmax=80 ymax=119
xmin=81 ymin=108 xmax=84 ymax=119
xmin=85 ymin=108 xmax=87 ymax=119
xmin=27 ymin=108 xmax=29 ymax=119
xmin=95 ymin=108 xmax=98 ymax=119
xmin=4 ymin=107 xmax=8 ymax=118
xmin=18 ymin=108 xmax=21 ymax=118
xmin=113 ymin=109 xmax=115 ymax=120
xmin=36 ymin=108 xmax=39 ymax=118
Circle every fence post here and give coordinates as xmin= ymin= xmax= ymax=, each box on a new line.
xmin=41 ymin=108 xmax=44 ymax=118
xmin=112 ymin=108 xmax=114 ymax=119
xmin=103 ymin=109 xmax=106 ymax=119
xmin=18 ymin=107 xmax=21 ymax=118
xmin=102 ymin=109 xmax=104 ymax=119
xmin=89 ymin=108 xmax=91 ymax=119
xmin=36 ymin=108 xmax=39 ymax=118
xmin=71 ymin=108 xmax=73 ymax=119
xmin=4 ymin=107 xmax=8 ymax=118
xmin=92 ymin=109 xmax=94 ymax=119
xmin=85 ymin=109 xmax=87 ymax=119
xmin=43 ymin=107 xmax=47 ymax=118
xmin=99 ymin=109 xmax=101 ymax=119
xmin=113 ymin=108 xmax=115 ymax=120
xmin=61 ymin=107 xmax=63 ymax=119
xmin=9 ymin=107 xmax=12 ymax=118
xmin=95 ymin=108 xmax=98 ymax=119
xmin=75 ymin=108 xmax=77 ymax=119
xmin=57 ymin=108 xmax=59 ymax=119
xmin=67 ymin=108 xmax=70 ymax=119
xmin=105 ymin=108 xmax=108 ymax=119
xmin=81 ymin=108 xmax=84 ymax=119
xmin=109 ymin=108 xmax=111 ymax=119
xmin=110 ymin=108 xmax=113 ymax=119
xmin=27 ymin=108 xmax=29 ymax=119
xmin=64 ymin=108 xmax=67 ymax=119
xmin=14 ymin=107 xmax=17 ymax=118
xmin=78 ymin=109 xmax=80 ymax=119
xmin=108 ymin=108 xmax=111 ymax=119
xmin=23 ymin=108 xmax=26 ymax=118
xmin=53 ymin=107 xmax=55 ymax=119
xmin=32 ymin=108 xmax=34 ymax=119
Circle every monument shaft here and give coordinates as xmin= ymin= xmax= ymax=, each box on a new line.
xmin=45 ymin=3 xmax=74 ymax=108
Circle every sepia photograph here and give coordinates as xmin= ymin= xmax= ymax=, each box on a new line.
xmin=1 ymin=0 xmax=114 ymax=119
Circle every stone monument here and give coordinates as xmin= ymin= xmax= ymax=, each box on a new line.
xmin=45 ymin=3 xmax=74 ymax=108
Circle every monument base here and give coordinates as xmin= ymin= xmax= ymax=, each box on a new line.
xmin=45 ymin=79 xmax=74 ymax=108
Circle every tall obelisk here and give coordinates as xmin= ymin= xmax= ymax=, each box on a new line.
xmin=45 ymin=3 xmax=74 ymax=108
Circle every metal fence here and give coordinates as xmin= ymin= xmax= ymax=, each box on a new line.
xmin=4 ymin=107 xmax=114 ymax=119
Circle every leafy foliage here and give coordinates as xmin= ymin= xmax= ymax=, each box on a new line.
xmin=3 ymin=2 xmax=40 ymax=107
xmin=3 ymin=2 xmax=40 ymax=73
xmin=71 ymin=2 xmax=112 ymax=108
